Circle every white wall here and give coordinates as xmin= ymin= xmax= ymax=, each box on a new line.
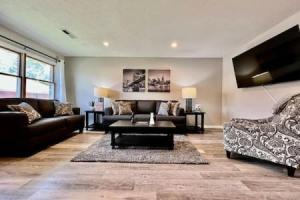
xmin=65 ymin=57 xmax=223 ymax=126
xmin=222 ymin=11 xmax=300 ymax=122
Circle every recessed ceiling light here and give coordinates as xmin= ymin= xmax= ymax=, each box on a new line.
xmin=171 ymin=41 xmax=178 ymax=48
xmin=103 ymin=41 xmax=109 ymax=47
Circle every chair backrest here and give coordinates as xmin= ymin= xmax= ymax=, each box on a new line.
xmin=272 ymin=94 xmax=300 ymax=127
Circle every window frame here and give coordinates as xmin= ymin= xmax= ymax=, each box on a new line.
xmin=0 ymin=45 xmax=56 ymax=99
xmin=0 ymin=45 xmax=22 ymax=98
xmin=24 ymin=55 xmax=55 ymax=100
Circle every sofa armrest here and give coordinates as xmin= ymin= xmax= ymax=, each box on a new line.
xmin=105 ymin=107 xmax=113 ymax=115
xmin=72 ymin=107 xmax=80 ymax=115
xmin=0 ymin=111 xmax=28 ymax=127
xmin=0 ymin=112 xmax=28 ymax=140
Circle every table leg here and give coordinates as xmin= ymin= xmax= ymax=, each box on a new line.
xmin=168 ymin=133 xmax=174 ymax=150
xmin=111 ymin=131 xmax=115 ymax=149
xmin=200 ymin=114 xmax=204 ymax=132
xmin=195 ymin=114 xmax=198 ymax=130
xmin=85 ymin=112 xmax=89 ymax=131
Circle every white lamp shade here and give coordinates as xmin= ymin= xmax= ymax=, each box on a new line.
xmin=94 ymin=87 xmax=109 ymax=98
xmin=182 ymin=87 xmax=197 ymax=99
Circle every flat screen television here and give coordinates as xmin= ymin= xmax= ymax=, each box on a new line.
xmin=232 ymin=25 xmax=300 ymax=88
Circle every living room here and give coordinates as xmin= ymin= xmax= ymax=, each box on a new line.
xmin=0 ymin=0 xmax=300 ymax=199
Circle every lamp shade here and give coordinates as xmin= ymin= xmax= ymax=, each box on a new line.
xmin=182 ymin=87 xmax=197 ymax=99
xmin=94 ymin=87 xmax=109 ymax=98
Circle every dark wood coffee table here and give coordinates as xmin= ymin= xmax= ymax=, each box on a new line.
xmin=108 ymin=120 xmax=176 ymax=150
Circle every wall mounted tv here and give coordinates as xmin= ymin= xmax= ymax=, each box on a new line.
xmin=232 ymin=25 xmax=300 ymax=88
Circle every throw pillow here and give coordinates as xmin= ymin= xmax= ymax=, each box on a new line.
xmin=168 ymin=101 xmax=180 ymax=116
xmin=272 ymin=93 xmax=300 ymax=114
xmin=118 ymin=102 xmax=133 ymax=115
xmin=157 ymin=102 xmax=170 ymax=116
xmin=8 ymin=102 xmax=41 ymax=124
xmin=54 ymin=102 xmax=74 ymax=116
xmin=111 ymin=101 xmax=119 ymax=115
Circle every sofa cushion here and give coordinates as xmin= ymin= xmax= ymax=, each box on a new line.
xmin=136 ymin=100 xmax=156 ymax=114
xmin=134 ymin=114 xmax=150 ymax=121
xmin=116 ymin=100 xmax=136 ymax=113
xmin=38 ymin=99 xmax=56 ymax=117
xmin=156 ymin=115 xmax=186 ymax=123
xmin=26 ymin=117 xmax=67 ymax=137
xmin=111 ymin=101 xmax=119 ymax=115
xmin=58 ymin=115 xmax=85 ymax=130
xmin=8 ymin=102 xmax=41 ymax=124
xmin=118 ymin=102 xmax=133 ymax=115
xmin=169 ymin=101 xmax=180 ymax=116
xmin=157 ymin=102 xmax=170 ymax=116
xmin=103 ymin=115 xmax=132 ymax=122
xmin=54 ymin=102 xmax=74 ymax=116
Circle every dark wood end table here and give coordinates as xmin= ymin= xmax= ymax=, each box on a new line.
xmin=185 ymin=111 xmax=205 ymax=133
xmin=85 ymin=110 xmax=105 ymax=131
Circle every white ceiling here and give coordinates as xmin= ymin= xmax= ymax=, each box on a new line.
xmin=0 ymin=0 xmax=300 ymax=57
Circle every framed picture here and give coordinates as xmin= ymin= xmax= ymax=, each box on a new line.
xmin=148 ymin=69 xmax=171 ymax=92
xmin=123 ymin=69 xmax=146 ymax=92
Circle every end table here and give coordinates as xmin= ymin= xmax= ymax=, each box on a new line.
xmin=185 ymin=112 xmax=205 ymax=133
xmin=85 ymin=110 xmax=105 ymax=131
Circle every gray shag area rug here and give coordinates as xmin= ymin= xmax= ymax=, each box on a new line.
xmin=71 ymin=135 xmax=209 ymax=164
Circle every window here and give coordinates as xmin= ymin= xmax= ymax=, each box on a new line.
xmin=0 ymin=47 xmax=21 ymax=98
xmin=25 ymin=57 xmax=54 ymax=99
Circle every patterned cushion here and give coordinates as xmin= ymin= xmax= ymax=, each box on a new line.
xmin=54 ymin=102 xmax=74 ymax=116
xmin=273 ymin=93 xmax=300 ymax=114
xmin=157 ymin=102 xmax=170 ymax=116
xmin=111 ymin=101 xmax=119 ymax=115
xmin=8 ymin=102 xmax=41 ymax=124
xmin=168 ymin=101 xmax=180 ymax=116
xmin=118 ymin=102 xmax=133 ymax=115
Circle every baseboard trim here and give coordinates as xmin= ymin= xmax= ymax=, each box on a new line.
xmin=203 ymin=125 xmax=223 ymax=129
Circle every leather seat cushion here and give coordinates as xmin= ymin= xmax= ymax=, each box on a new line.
xmin=156 ymin=115 xmax=186 ymax=123
xmin=27 ymin=118 xmax=67 ymax=137
xmin=58 ymin=115 xmax=85 ymax=129
xmin=134 ymin=114 xmax=150 ymax=121
xmin=103 ymin=115 xmax=132 ymax=122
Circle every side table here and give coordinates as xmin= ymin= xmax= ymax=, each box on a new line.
xmin=85 ymin=110 xmax=105 ymax=131
xmin=185 ymin=112 xmax=205 ymax=133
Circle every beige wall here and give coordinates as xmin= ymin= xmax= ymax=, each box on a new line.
xmin=65 ymin=57 xmax=222 ymax=126
xmin=222 ymin=11 xmax=300 ymax=123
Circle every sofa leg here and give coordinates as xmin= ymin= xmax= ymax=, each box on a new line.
xmin=79 ymin=128 xmax=84 ymax=134
xmin=287 ymin=166 xmax=296 ymax=177
xmin=226 ymin=150 xmax=231 ymax=159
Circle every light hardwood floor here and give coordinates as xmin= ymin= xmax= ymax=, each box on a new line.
xmin=0 ymin=130 xmax=299 ymax=200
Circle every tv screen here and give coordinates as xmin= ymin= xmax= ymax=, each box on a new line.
xmin=232 ymin=25 xmax=300 ymax=88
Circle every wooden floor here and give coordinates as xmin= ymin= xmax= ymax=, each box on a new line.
xmin=0 ymin=130 xmax=299 ymax=200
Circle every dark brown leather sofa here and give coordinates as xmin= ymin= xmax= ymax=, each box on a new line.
xmin=0 ymin=98 xmax=84 ymax=155
xmin=103 ymin=100 xmax=186 ymax=133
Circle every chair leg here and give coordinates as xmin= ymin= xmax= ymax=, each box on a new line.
xmin=287 ymin=166 xmax=296 ymax=177
xmin=226 ymin=150 xmax=231 ymax=159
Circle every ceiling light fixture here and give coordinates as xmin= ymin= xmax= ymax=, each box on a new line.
xmin=171 ymin=41 xmax=178 ymax=48
xmin=103 ymin=41 xmax=109 ymax=47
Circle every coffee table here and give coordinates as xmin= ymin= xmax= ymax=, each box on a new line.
xmin=108 ymin=120 xmax=176 ymax=150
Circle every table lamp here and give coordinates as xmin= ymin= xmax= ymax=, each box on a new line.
xmin=94 ymin=87 xmax=109 ymax=111
xmin=182 ymin=87 xmax=197 ymax=112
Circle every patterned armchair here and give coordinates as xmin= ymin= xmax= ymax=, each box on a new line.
xmin=224 ymin=94 xmax=300 ymax=177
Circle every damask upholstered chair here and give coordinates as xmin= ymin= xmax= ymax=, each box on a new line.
xmin=224 ymin=94 xmax=300 ymax=177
